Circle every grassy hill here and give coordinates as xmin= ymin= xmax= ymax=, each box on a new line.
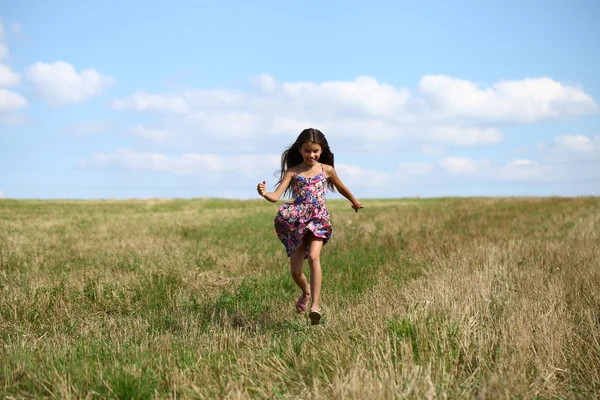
xmin=1 ymin=197 xmax=599 ymax=399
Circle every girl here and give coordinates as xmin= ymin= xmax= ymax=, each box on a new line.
xmin=257 ymin=128 xmax=363 ymax=325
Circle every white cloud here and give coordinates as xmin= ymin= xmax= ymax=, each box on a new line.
xmin=0 ymin=44 xmax=7 ymax=62
xmin=439 ymin=156 xmax=479 ymax=174
xmin=555 ymin=134 xmax=597 ymax=153
xmin=82 ymin=150 xmax=394 ymax=191
xmin=0 ymin=88 xmax=28 ymax=110
xmin=281 ymin=76 xmax=411 ymax=118
xmin=0 ymin=20 xmax=9 ymax=62
xmin=0 ymin=189 xmax=4 ymax=198
xmin=436 ymin=133 xmax=600 ymax=184
xmin=112 ymin=88 xmax=245 ymax=114
xmin=269 ymin=117 xmax=400 ymax=140
xmin=511 ymin=159 xmax=537 ymax=166
xmin=0 ymin=20 xmax=23 ymax=64
xmin=253 ymin=74 xmax=277 ymax=93
xmin=421 ymin=144 xmax=446 ymax=156
xmin=25 ymin=61 xmax=115 ymax=105
xmin=428 ymin=126 xmax=503 ymax=145
xmin=113 ymin=91 xmax=189 ymax=113
xmin=419 ymin=75 xmax=597 ymax=123
xmin=82 ymin=149 xmax=281 ymax=178
xmin=0 ymin=64 xmax=20 ymax=86
xmin=130 ymin=125 xmax=170 ymax=141
xmin=185 ymin=110 xmax=262 ymax=138
xmin=62 ymin=120 xmax=115 ymax=136
xmin=335 ymin=164 xmax=390 ymax=187
xmin=79 ymin=131 xmax=600 ymax=198
xmin=496 ymin=159 xmax=544 ymax=181
xmin=111 ymin=74 xmax=596 ymax=151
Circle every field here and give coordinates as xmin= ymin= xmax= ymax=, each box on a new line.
xmin=1 ymin=197 xmax=599 ymax=399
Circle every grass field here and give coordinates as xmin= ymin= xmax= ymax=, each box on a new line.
xmin=1 ymin=197 xmax=599 ymax=399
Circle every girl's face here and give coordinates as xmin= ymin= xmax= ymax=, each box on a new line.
xmin=300 ymin=142 xmax=322 ymax=166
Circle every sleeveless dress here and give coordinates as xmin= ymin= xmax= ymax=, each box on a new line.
xmin=274 ymin=165 xmax=333 ymax=258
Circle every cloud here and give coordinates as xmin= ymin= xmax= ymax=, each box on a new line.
xmin=81 ymin=149 xmax=394 ymax=192
xmin=113 ymin=91 xmax=189 ymax=113
xmin=0 ymin=113 xmax=30 ymax=125
xmin=269 ymin=117 xmax=400 ymax=141
xmin=555 ymin=134 xmax=597 ymax=153
xmin=82 ymin=149 xmax=281 ymax=178
xmin=439 ymin=156 xmax=480 ymax=174
xmin=0 ymin=64 xmax=20 ymax=86
xmin=534 ymin=134 xmax=600 ymax=169
xmin=0 ymin=20 xmax=24 ymax=61
xmin=511 ymin=159 xmax=536 ymax=166
xmin=435 ymin=133 xmax=600 ymax=184
xmin=25 ymin=61 xmax=115 ymax=105
xmin=80 ymin=132 xmax=600 ymax=198
xmin=185 ymin=110 xmax=262 ymax=138
xmin=421 ymin=144 xmax=446 ymax=156
xmin=335 ymin=164 xmax=390 ymax=187
xmin=0 ymin=21 xmax=7 ymax=61
xmin=0 ymin=88 xmax=28 ymax=110
xmin=496 ymin=160 xmax=544 ymax=181
xmin=0 ymin=189 xmax=4 ymax=198
xmin=62 ymin=120 xmax=115 ymax=136
xmin=418 ymin=75 xmax=597 ymax=123
xmin=280 ymin=76 xmax=411 ymax=118
xmin=129 ymin=125 xmax=170 ymax=141
xmin=0 ymin=44 xmax=7 ymax=62
xmin=111 ymin=74 xmax=596 ymax=151
xmin=0 ymin=28 xmax=28 ymax=122
xmin=428 ymin=126 xmax=503 ymax=145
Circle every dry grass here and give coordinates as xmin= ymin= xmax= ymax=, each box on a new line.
xmin=0 ymin=197 xmax=599 ymax=399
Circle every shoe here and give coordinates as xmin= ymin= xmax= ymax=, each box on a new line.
xmin=309 ymin=309 xmax=322 ymax=325
xmin=296 ymin=294 xmax=310 ymax=314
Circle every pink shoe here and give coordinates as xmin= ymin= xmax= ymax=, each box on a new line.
xmin=296 ymin=294 xmax=310 ymax=314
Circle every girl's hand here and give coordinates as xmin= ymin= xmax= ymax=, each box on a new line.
xmin=257 ymin=181 xmax=267 ymax=197
xmin=351 ymin=201 xmax=363 ymax=212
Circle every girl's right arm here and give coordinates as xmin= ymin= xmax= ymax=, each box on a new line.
xmin=257 ymin=169 xmax=295 ymax=203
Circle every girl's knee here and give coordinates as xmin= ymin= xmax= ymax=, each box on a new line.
xmin=291 ymin=270 xmax=303 ymax=279
xmin=307 ymin=252 xmax=320 ymax=264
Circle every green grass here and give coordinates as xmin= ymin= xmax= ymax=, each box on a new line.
xmin=1 ymin=197 xmax=599 ymax=398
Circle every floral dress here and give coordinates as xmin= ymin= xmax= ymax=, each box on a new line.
xmin=274 ymin=165 xmax=333 ymax=258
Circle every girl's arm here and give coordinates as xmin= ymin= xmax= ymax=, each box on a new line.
xmin=324 ymin=165 xmax=364 ymax=212
xmin=257 ymin=169 xmax=295 ymax=203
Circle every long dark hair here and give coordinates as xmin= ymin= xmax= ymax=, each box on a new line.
xmin=277 ymin=128 xmax=336 ymax=196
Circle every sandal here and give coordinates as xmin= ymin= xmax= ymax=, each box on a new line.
xmin=296 ymin=294 xmax=310 ymax=314
xmin=308 ymin=308 xmax=322 ymax=325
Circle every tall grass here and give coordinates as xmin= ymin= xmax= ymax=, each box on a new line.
xmin=1 ymin=197 xmax=599 ymax=398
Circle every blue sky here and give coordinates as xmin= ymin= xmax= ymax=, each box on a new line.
xmin=1 ymin=0 xmax=599 ymax=199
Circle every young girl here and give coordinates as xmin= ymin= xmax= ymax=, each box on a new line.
xmin=257 ymin=128 xmax=363 ymax=325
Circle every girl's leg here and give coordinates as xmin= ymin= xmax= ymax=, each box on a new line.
xmin=290 ymin=242 xmax=311 ymax=299
xmin=306 ymin=237 xmax=324 ymax=311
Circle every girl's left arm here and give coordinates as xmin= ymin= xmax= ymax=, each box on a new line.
xmin=324 ymin=165 xmax=364 ymax=212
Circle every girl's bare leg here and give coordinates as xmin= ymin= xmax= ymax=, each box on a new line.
xmin=306 ymin=237 xmax=324 ymax=311
xmin=290 ymin=243 xmax=310 ymax=299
